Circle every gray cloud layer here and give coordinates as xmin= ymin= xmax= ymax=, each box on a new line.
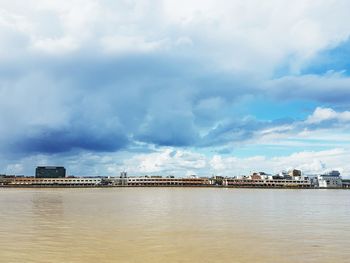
xmin=1 ymin=51 xmax=350 ymax=157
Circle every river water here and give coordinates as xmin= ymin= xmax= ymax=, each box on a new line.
xmin=0 ymin=188 xmax=349 ymax=263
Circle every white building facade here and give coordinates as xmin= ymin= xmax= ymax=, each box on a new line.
xmin=317 ymin=171 xmax=343 ymax=188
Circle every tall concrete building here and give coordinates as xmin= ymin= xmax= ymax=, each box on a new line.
xmin=35 ymin=166 xmax=66 ymax=178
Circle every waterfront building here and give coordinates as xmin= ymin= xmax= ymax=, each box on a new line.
xmin=212 ymin=175 xmax=225 ymax=185
xmin=307 ymin=175 xmax=319 ymax=187
xmin=223 ymin=177 xmax=312 ymax=188
xmin=127 ymin=176 xmax=212 ymax=186
xmin=105 ymin=177 xmax=128 ymax=186
xmin=35 ymin=166 xmax=66 ymax=178
xmin=317 ymin=170 xmax=342 ymax=188
xmin=0 ymin=175 xmax=16 ymax=186
xmin=9 ymin=177 xmax=102 ymax=187
xmin=342 ymin=179 xmax=350 ymax=188
xmin=1 ymin=167 xmax=348 ymax=189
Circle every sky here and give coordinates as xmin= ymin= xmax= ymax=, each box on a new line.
xmin=1 ymin=0 xmax=350 ymax=177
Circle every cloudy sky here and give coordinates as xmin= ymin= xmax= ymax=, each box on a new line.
xmin=1 ymin=0 xmax=350 ymax=177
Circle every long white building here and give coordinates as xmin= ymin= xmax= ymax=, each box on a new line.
xmin=8 ymin=177 xmax=102 ymax=186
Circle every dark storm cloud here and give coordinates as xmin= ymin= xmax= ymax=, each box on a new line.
xmin=0 ymin=52 xmax=260 ymax=154
xmin=15 ymin=125 xmax=129 ymax=154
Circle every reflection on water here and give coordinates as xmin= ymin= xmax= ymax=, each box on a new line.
xmin=0 ymin=188 xmax=349 ymax=263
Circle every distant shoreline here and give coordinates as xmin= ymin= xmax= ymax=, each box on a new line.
xmin=1 ymin=185 xmax=348 ymax=189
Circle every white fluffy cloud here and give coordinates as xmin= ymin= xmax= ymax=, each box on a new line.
xmin=1 ymin=0 xmax=350 ymax=73
xmin=210 ymin=148 xmax=350 ymax=176
xmin=306 ymin=107 xmax=350 ymax=124
xmin=123 ymin=148 xmax=207 ymax=174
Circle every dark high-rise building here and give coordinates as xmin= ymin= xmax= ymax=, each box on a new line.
xmin=35 ymin=166 xmax=66 ymax=178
